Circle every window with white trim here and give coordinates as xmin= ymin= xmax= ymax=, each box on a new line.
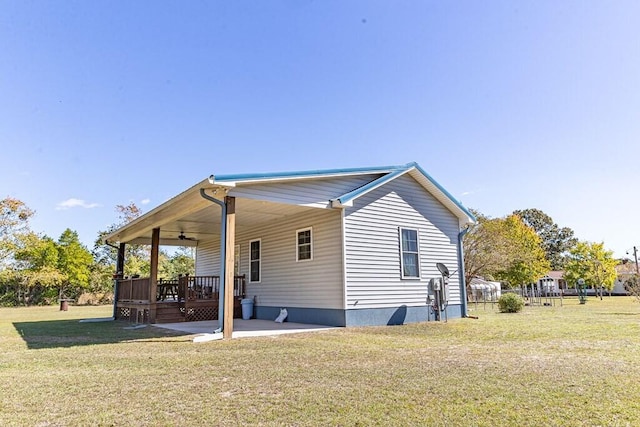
xmin=400 ymin=228 xmax=420 ymax=278
xmin=296 ymin=227 xmax=313 ymax=261
xmin=249 ymin=239 xmax=261 ymax=283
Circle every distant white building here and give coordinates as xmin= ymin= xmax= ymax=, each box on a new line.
xmin=613 ymin=263 xmax=636 ymax=295
xmin=469 ymin=277 xmax=501 ymax=302
xmin=538 ymin=271 xmax=566 ymax=294
xmin=539 ymin=269 xmax=630 ymax=296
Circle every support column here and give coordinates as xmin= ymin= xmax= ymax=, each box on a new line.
xmin=113 ymin=243 xmax=126 ymax=319
xmin=116 ymin=243 xmax=126 ymax=277
xmin=150 ymin=227 xmax=160 ymax=323
xmin=223 ymin=196 xmax=236 ymax=339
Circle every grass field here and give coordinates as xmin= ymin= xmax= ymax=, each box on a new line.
xmin=1 ymin=297 xmax=640 ymax=426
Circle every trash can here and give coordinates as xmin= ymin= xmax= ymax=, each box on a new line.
xmin=59 ymin=299 xmax=69 ymax=311
xmin=241 ymin=298 xmax=254 ymax=320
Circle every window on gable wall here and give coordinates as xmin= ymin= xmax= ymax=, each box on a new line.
xmin=296 ymin=227 xmax=312 ymax=261
xmin=399 ymin=228 xmax=420 ymax=278
xmin=250 ymin=239 xmax=261 ymax=282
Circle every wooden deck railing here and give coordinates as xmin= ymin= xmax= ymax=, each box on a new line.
xmin=116 ymin=275 xmax=246 ymax=303
xmin=117 ymin=277 xmax=151 ymax=302
xmin=178 ymin=275 xmax=246 ymax=301
xmin=115 ymin=275 xmax=246 ymax=323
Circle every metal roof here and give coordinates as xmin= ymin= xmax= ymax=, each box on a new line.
xmin=210 ymin=162 xmax=476 ymax=225
xmin=105 ymin=162 xmax=475 ymax=245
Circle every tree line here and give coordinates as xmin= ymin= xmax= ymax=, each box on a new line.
xmin=0 ymin=198 xmax=194 ymax=306
xmin=464 ymin=208 xmax=620 ymax=292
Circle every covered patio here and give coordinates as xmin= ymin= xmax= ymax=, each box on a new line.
xmin=105 ymin=178 xmax=321 ymax=339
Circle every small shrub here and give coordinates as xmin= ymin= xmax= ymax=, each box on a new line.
xmin=498 ymin=293 xmax=524 ymax=313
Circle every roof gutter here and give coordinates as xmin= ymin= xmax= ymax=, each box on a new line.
xmin=199 ymin=187 xmax=226 ymax=334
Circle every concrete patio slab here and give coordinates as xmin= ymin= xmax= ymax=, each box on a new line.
xmin=153 ymin=318 xmax=338 ymax=339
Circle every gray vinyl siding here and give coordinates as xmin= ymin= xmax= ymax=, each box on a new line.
xmin=195 ymin=238 xmax=220 ymax=276
xmin=228 ymin=175 xmax=383 ymax=208
xmin=344 ymin=174 xmax=461 ymax=308
xmin=195 ymin=208 xmax=344 ymax=309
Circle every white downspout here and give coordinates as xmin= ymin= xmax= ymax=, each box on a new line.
xmin=457 ymin=225 xmax=471 ymax=317
xmin=199 ymin=188 xmax=226 ymax=333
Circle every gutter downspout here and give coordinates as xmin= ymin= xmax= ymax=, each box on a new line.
xmin=199 ymin=188 xmax=226 ymax=333
xmin=457 ymin=225 xmax=471 ymax=318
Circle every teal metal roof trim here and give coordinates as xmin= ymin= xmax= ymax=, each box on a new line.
xmin=209 ymin=161 xmax=475 ymax=223
xmin=211 ymin=164 xmax=407 ymax=184
xmin=410 ymin=162 xmax=477 ymax=222
xmin=332 ymin=162 xmax=476 ymax=223
xmin=335 ymin=167 xmax=411 ymax=206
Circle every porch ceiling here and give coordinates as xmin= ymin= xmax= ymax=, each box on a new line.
xmin=115 ymin=196 xmax=320 ymax=246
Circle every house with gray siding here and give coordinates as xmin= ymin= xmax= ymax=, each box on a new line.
xmin=106 ymin=162 xmax=475 ymax=330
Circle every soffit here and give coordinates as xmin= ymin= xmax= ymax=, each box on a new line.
xmin=115 ymin=197 xmax=318 ymax=246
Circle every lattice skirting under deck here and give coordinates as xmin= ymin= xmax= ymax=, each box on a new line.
xmin=117 ymin=306 xmax=149 ymax=323
xmin=184 ymin=305 xmax=219 ymax=322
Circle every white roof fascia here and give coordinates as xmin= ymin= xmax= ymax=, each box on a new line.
xmin=103 ymin=179 xmax=220 ymax=244
xmin=209 ymin=166 xmax=399 ymax=187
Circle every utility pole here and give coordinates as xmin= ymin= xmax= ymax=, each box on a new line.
xmin=634 ymin=246 xmax=639 ymax=275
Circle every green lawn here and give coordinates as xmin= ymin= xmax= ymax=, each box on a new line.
xmin=1 ymin=297 xmax=640 ymax=426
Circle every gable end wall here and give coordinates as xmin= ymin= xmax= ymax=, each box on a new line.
xmin=344 ymin=174 xmax=461 ymax=309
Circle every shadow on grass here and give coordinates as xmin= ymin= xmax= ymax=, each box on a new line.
xmin=13 ymin=319 xmax=192 ymax=350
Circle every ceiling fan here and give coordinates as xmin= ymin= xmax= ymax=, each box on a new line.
xmin=178 ymin=231 xmax=196 ymax=241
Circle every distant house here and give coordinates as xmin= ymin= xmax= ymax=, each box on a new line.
xmin=538 ymin=271 xmax=567 ymax=293
xmin=105 ymin=162 xmax=475 ymax=331
xmin=540 ymin=269 xmax=630 ymax=296
xmin=613 ymin=263 xmax=636 ymax=295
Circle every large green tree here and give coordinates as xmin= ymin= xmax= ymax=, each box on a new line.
xmin=57 ymin=229 xmax=93 ymax=297
xmin=464 ymin=210 xmax=550 ymax=288
xmin=463 ymin=210 xmax=513 ymax=286
xmin=564 ymin=241 xmax=617 ymax=294
xmin=513 ymin=208 xmax=577 ymax=270
xmin=494 ymin=215 xmax=550 ymax=287
xmin=5 ymin=232 xmax=65 ymax=305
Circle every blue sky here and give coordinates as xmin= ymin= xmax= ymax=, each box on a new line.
xmin=1 ymin=1 xmax=639 ymax=258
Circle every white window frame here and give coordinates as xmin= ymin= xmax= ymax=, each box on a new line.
xmin=249 ymin=239 xmax=261 ymax=283
xmin=296 ymin=227 xmax=313 ymax=262
xmin=399 ymin=227 xmax=420 ymax=279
